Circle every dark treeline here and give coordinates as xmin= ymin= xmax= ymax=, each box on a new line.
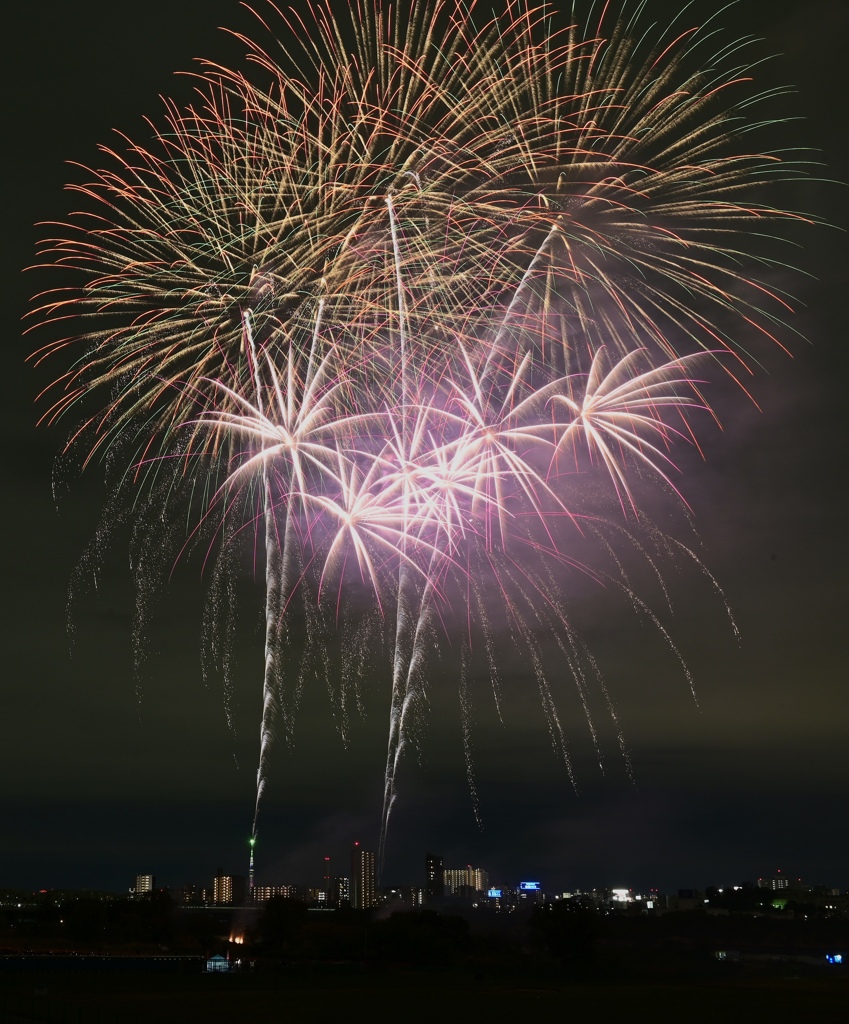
xmin=3 ymin=888 xmax=847 ymax=980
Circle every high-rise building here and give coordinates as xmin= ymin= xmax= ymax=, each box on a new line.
xmin=425 ymin=853 xmax=444 ymax=901
xmin=335 ymin=876 xmax=350 ymax=905
xmin=444 ymin=865 xmax=489 ymax=895
xmin=470 ymin=867 xmax=488 ymax=893
xmin=351 ymin=842 xmax=376 ymax=909
xmin=384 ymin=885 xmax=425 ymax=908
xmin=213 ymin=874 xmax=246 ymax=905
xmin=443 ymin=869 xmax=465 ymax=894
xmin=134 ymin=874 xmax=154 ymax=898
xmin=213 ymin=874 xmax=233 ymax=904
xmin=179 ymin=883 xmax=201 ymax=904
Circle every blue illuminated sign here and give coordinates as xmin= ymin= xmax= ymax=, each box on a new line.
xmin=487 ymin=888 xmax=502 ymax=898
xmin=826 ymin=954 xmax=843 ymax=965
xmin=520 ymin=882 xmax=541 ymax=891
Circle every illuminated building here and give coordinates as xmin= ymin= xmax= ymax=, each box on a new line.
xmin=134 ymin=874 xmax=154 ymax=898
xmin=335 ymin=877 xmax=350 ymax=904
xmin=351 ymin=843 xmax=376 ymax=909
xmin=384 ymin=886 xmax=424 ymax=907
xmin=425 ymin=853 xmax=444 ymax=900
xmin=757 ymin=876 xmax=790 ymax=890
xmin=179 ymin=883 xmax=200 ymax=904
xmin=444 ymin=865 xmax=489 ymax=895
xmin=213 ymin=874 xmax=246 ymax=905
xmin=213 ymin=874 xmax=232 ymax=904
xmin=252 ymin=885 xmax=296 ymax=902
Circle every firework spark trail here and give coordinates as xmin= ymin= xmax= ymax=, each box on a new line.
xmin=538 ymin=555 xmax=634 ymax=782
xmin=458 ymin=636 xmax=482 ymax=827
xmin=65 ymin=495 xmax=124 ymax=657
xmin=196 ymin=317 xmax=363 ymax=834
xmin=369 ymin=357 xmax=714 ymax=839
xmin=379 ymin=565 xmax=442 ymax=868
xmin=129 ymin=502 xmax=177 ymax=716
xmin=204 ymin=343 xmax=732 ymax=847
xmin=201 ymin=521 xmax=239 ymax=719
xmin=666 ymin=535 xmax=742 ymax=641
xmin=582 ymin=641 xmax=635 ymax=784
xmin=624 ymin=588 xmax=699 ymax=707
xmin=380 ymin=576 xmax=413 ymax=866
xmin=28 ymin=0 xmax=815 ymax=864
xmin=382 ymin=186 xmax=417 ymax=869
xmin=496 ymin=555 xmax=580 ymax=783
xmin=513 ymin=604 xmax=578 ymax=792
xmin=588 ymin=520 xmax=675 ymax=616
xmin=252 ymin=497 xmax=286 ymax=831
xmin=375 ymin=345 xmax=581 ymax=860
xmin=534 ymin=558 xmax=605 ymax=770
xmin=245 ymin=311 xmax=287 ymax=840
xmin=339 ymin=604 xmax=383 ymax=743
xmin=471 ymin=573 xmax=504 ymax=723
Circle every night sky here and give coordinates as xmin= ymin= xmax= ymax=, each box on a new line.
xmin=2 ymin=0 xmax=847 ymax=897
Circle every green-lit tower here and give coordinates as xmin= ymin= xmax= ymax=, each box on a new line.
xmin=248 ymin=835 xmax=256 ymax=898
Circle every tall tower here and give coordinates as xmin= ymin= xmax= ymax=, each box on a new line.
xmin=351 ymin=842 xmax=376 ymax=909
xmin=425 ymin=853 xmax=444 ymax=901
xmin=323 ymin=855 xmax=331 ymax=894
xmin=248 ymin=836 xmax=256 ymax=898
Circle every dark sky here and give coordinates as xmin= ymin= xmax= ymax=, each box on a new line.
xmin=2 ymin=0 xmax=847 ymax=897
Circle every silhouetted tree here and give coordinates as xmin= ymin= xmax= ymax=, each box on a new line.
xmin=371 ymin=909 xmax=470 ymax=966
xmin=529 ymin=901 xmax=601 ymax=969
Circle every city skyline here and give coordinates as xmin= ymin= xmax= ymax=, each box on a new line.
xmin=2 ymin=0 xmax=847 ymax=896
xmin=10 ymin=838 xmax=844 ymax=908
xmin=6 ymin=859 xmax=846 ymax=910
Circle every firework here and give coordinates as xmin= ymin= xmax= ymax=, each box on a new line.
xmin=29 ymin=1 xmax=811 ymax=867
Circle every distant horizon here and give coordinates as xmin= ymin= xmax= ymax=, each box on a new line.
xmin=3 ymin=822 xmax=841 ymax=899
